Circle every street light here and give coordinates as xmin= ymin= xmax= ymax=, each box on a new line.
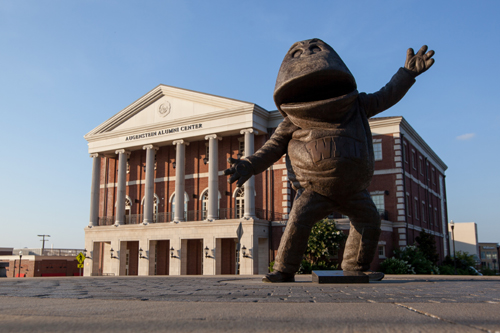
xmin=450 ymin=220 xmax=457 ymax=275
xmin=18 ymin=251 xmax=22 ymax=277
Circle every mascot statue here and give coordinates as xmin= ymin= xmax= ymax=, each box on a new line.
xmin=225 ymin=39 xmax=435 ymax=282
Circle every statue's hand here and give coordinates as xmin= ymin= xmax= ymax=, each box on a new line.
xmin=224 ymin=157 xmax=254 ymax=187
xmin=404 ymin=45 xmax=435 ymax=76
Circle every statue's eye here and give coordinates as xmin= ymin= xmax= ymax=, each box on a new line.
xmin=292 ymin=50 xmax=302 ymax=58
xmin=310 ymin=46 xmax=321 ymax=54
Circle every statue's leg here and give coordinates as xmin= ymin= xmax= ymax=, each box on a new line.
xmin=338 ymin=190 xmax=381 ymax=272
xmin=273 ymin=189 xmax=334 ymax=274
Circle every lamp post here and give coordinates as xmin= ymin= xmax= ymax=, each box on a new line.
xmin=450 ymin=220 xmax=457 ymax=275
xmin=18 ymin=251 xmax=22 ymax=277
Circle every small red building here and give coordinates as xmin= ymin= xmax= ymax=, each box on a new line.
xmin=0 ymin=249 xmax=84 ymax=278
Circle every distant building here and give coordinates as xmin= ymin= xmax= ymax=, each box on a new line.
xmin=448 ymin=222 xmax=480 ymax=262
xmin=478 ymin=243 xmax=499 ymax=272
xmin=83 ymin=85 xmax=449 ymax=276
xmin=0 ymin=248 xmax=84 ymax=278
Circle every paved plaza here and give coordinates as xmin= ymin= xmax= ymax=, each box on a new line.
xmin=1 ymin=274 xmax=499 ymax=332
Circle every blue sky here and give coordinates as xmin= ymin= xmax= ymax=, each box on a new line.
xmin=1 ymin=0 xmax=499 ymax=249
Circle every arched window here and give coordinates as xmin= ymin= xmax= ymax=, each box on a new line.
xmin=170 ymin=192 xmax=188 ymax=219
xmin=141 ymin=194 xmax=159 ymax=222
xmin=235 ymin=187 xmax=244 ymax=218
xmin=125 ymin=197 xmax=132 ymax=224
xmin=201 ymin=190 xmax=209 ymax=220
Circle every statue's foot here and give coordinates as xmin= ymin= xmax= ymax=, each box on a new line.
xmin=262 ymin=271 xmax=295 ymax=283
xmin=363 ymin=270 xmax=384 ymax=281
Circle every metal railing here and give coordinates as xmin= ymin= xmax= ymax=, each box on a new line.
xmin=97 ymin=209 xmax=389 ymax=226
xmin=97 ymin=208 xmax=290 ymax=226
xmin=13 ymin=248 xmax=83 ymax=257
xmin=378 ymin=209 xmax=389 ymax=220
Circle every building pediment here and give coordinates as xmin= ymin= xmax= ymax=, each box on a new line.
xmin=85 ymin=84 xmax=257 ymax=138
xmin=84 ymin=84 xmax=273 ymax=154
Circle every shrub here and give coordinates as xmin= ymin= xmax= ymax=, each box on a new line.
xmin=380 ymin=258 xmax=415 ymax=274
xmin=480 ymin=267 xmax=497 ymax=276
xmin=305 ymin=218 xmax=347 ymax=267
xmin=393 ymin=245 xmax=436 ymax=274
xmin=439 ymin=251 xmax=479 ymax=275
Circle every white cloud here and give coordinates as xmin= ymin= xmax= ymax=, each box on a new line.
xmin=456 ymin=133 xmax=476 ymax=141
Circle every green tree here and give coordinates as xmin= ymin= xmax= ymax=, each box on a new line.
xmin=415 ymin=230 xmax=439 ymax=264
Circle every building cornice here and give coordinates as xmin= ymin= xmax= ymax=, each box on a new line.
xmin=370 ymin=116 xmax=447 ymax=172
xmin=85 ymin=104 xmax=258 ymax=143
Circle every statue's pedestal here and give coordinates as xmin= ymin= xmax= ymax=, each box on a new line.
xmin=312 ymin=270 xmax=369 ymax=284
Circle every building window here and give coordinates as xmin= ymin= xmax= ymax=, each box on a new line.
xmin=171 ymin=193 xmax=188 ymax=219
xmin=406 ymin=194 xmax=411 ymax=217
xmin=235 ymin=187 xmax=244 ymax=218
xmin=201 ymin=190 xmax=209 ymax=220
xmin=125 ymin=197 xmax=131 ymax=224
xmin=419 ymin=157 xmax=424 ymax=175
xmin=205 ymin=144 xmax=210 ymax=163
xmin=414 ymin=198 xmax=419 ymax=220
xmin=432 ymin=168 xmax=436 ymax=185
xmin=371 ymin=194 xmax=385 ymax=211
xmin=422 ymin=202 xmax=426 ymax=223
xmin=140 ymin=195 xmax=158 ymax=222
xmin=373 ymin=141 xmax=382 ymax=161
xmin=404 ymin=142 xmax=408 ymax=163
xmin=411 ymin=150 xmax=417 ymax=169
xmin=239 ymin=140 xmax=245 ymax=157
xmin=378 ymin=245 xmax=386 ymax=258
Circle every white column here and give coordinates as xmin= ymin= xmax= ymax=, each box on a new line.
xmin=240 ymin=129 xmax=258 ymax=218
xmin=115 ymin=149 xmax=130 ymax=226
xmin=143 ymin=145 xmax=158 ymax=224
xmin=89 ymin=153 xmax=101 ymax=227
xmin=173 ymin=140 xmax=189 ymax=222
xmin=205 ymin=134 xmax=221 ymax=221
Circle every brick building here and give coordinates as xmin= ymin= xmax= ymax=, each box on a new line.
xmin=0 ymin=249 xmax=83 ymax=278
xmin=478 ymin=243 xmax=499 ymax=272
xmin=84 ymin=85 xmax=449 ymax=276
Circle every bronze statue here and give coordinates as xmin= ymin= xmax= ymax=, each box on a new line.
xmin=224 ymin=39 xmax=435 ymax=282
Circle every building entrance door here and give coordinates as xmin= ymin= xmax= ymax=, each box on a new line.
xmin=186 ymin=239 xmax=203 ymax=275
xmin=125 ymin=241 xmax=139 ymax=276
xmin=221 ymin=238 xmax=237 ymax=274
xmin=155 ymin=240 xmax=170 ymax=275
xmin=125 ymin=249 xmax=130 ymax=275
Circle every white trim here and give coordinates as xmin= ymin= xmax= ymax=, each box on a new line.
xmin=141 ymin=193 xmax=160 ymax=205
xmin=168 ymin=192 xmax=189 ymax=203
xmin=373 ymin=168 xmax=402 ymax=175
xmin=200 ymin=187 xmax=222 ymax=200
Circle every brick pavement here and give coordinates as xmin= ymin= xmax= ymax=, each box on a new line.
xmin=0 ymin=275 xmax=499 ymax=332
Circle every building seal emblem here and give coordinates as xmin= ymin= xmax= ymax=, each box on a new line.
xmin=158 ymin=102 xmax=171 ymax=118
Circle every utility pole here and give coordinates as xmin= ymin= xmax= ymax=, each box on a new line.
xmin=37 ymin=235 xmax=50 ymax=255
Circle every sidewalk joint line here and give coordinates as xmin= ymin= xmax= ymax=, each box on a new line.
xmin=395 ymin=303 xmax=494 ymax=333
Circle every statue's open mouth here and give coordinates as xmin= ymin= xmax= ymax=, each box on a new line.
xmin=275 ymin=69 xmax=356 ymax=107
